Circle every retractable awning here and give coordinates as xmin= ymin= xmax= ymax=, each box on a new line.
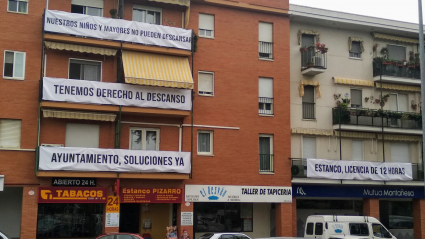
xmin=43 ymin=109 xmax=116 ymax=122
xmin=122 ymin=51 xmax=193 ymax=89
xmin=375 ymin=82 xmax=420 ymax=92
xmin=333 ymin=77 xmax=374 ymax=87
xmin=44 ymin=41 xmax=117 ymax=56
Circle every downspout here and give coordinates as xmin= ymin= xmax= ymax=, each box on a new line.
xmin=36 ymin=11 xmax=46 ymax=175
xmin=380 ymin=60 xmax=385 ymax=162
xmin=190 ymin=29 xmax=194 ymax=179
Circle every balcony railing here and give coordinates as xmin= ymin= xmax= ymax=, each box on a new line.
xmin=259 ymin=97 xmax=273 ymax=115
xmin=373 ymin=61 xmax=420 ymax=79
xmin=259 ymin=154 xmax=274 ymax=172
xmin=259 ymin=41 xmax=273 ymax=59
xmin=332 ymin=107 xmax=422 ymax=130
xmin=301 ymin=47 xmax=327 ymax=69
xmin=291 ymin=158 xmax=425 ymax=181
xmin=302 ymin=102 xmax=315 ymax=119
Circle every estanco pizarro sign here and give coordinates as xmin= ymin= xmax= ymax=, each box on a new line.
xmin=185 ymin=185 xmax=292 ymax=203
xmin=42 ymin=77 xmax=192 ymax=111
xmin=306 ymin=159 xmax=413 ymax=181
xmin=38 ymin=187 xmax=107 ymax=203
xmin=121 ymin=188 xmax=182 ymax=203
xmin=44 ymin=10 xmax=192 ymax=51
xmin=38 ymin=146 xmax=191 ymax=174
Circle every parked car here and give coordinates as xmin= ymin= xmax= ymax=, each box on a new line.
xmin=0 ymin=231 xmax=10 ymax=239
xmin=95 ymin=233 xmax=144 ymax=239
xmin=197 ymin=233 xmax=252 ymax=239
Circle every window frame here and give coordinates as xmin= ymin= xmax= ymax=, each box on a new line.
xmin=68 ymin=58 xmax=102 ymax=82
xmin=7 ymin=0 xmax=28 ymax=14
xmin=0 ymin=119 xmax=22 ymax=149
xmin=197 ymin=130 xmax=213 ymax=156
xmin=350 ymin=88 xmax=362 ymax=108
xmin=198 ymin=13 xmax=215 ymax=39
xmin=258 ymin=22 xmax=273 ymax=59
xmin=352 ymin=139 xmax=364 ymax=161
xmin=132 ymin=5 xmax=162 ymax=25
xmin=302 ymin=136 xmax=316 ymax=159
xmin=3 ymin=50 xmax=26 ymax=80
xmin=387 ymin=44 xmax=407 ymax=61
xmin=198 ymin=71 xmax=214 ymax=96
xmin=258 ymin=77 xmax=274 ymax=116
xmin=259 ymin=134 xmax=274 ymax=173
xmin=349 ymin=41 xmax=362 ymax=59
xmin=129 ymin=127 xmax=160 ymax=151
xmin=302 ymin=85 xmax=315 ymax=119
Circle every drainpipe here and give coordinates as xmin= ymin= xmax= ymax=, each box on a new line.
xmin=417 ymin=0 xmax=425 ymax=195
xmin=190 ymin=30 xmax=194 ymax=179
xmin=380 ymin=60 xmax=385 ymax=162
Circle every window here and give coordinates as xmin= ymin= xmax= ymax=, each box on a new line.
xmin=391 ymin=143 xmax=409 ymax=163
xmin=8 ymin=0 xmax=27 ymax=13
xmin=372 ymin=224 xmax=392 ymax=238
xmin=65 ymin=123 xmax=100 ymax=148
xmin=302 ymin=86 xmax=315 ymax=119
xmin=349 ymin=41 xmax=362 ymax=58
xmin=194 ymin=202 xmax=253 ymax=232
xmin=130 ymin=128 xmax=159 ymax=151
xmin=198 ymin=71 xmax=214 ymax=96
xmin=352 ymin=140 xmax=363 ymax=161
xmin=0 ymin=119 xmax=21 ymax=148
xmin=387 ymin=45 xmax=406 ymax=61
xmin=301 ymin=34 xmax=315 ymax=67
xmin=303 ymin=137 xmax=316 ymax=158
xmin=259 ymin=134 xmax=273 ymax=172
xmin=3 ymin=51 xmax=25 ymax=79
xmin=71 ymin=0 xmax=103 ymax=16
xmin=258 ymin=77 xmax=273 ymax=115
xmin=315 ymin=223 xmax=323 ymax=235
xmin=199 ymin=13 xmax=214 ymax=38
xmin=306 ymin=223 xmax=314 ymax=235
xmin=259 ymin=22 xmax=273 ymax=59
xmin=198 ymin=131 xmax=213 ymax=155
xmin=350 ymin=89 xmax=362 ymax=108
xmin=69 ymin=59 xmax=101 ymax=81
xmin=133 ymin=5 xmax=161 ymax=25
xmin=301 ymin=34 xmax=315 ymax=48
xmin=389 ymin=93 xmax=408 ymax=112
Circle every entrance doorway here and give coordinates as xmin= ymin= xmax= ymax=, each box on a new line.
xmin=120 ymin=204 xmax=140 ymax=233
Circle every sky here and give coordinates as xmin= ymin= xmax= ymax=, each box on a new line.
xmin=289 ymin=0 xmax=423 ymax=24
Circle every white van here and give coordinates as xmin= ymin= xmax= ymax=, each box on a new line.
xmin=304 ymin=215 xmax=396 ymax=239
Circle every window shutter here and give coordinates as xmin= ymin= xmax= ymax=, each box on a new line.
xmin=0 ymin=119 xmax=21 ymax=148
xmin=351 ymin=42 xmax=361 ymax=53
xmin=387 ymin=45 xmax=406 ymax=61
xmin=259 ymin=137 xmax=271 ymax=154
xmin=350 ymin=89 xmax=362 ymax=107
xmin=198 ymin=72 xmax=213 ymax=93
xmin=391 ymin=143 xmax=410 ymax=163
xmin=303 ymin=137 xmax=316 ymax=158
xmin=259 ymin=22 xmax=273 ymax=43
xmin=199 ymin=14 xmax=214 ymax=31
xmin=65 ymin=123 xmax=100 ymax=148
xmin=398 ymin=94 xmax=408 ymax=112
xmin=302 ymin=86 xmax=315 ymax=103
xmin=388 ymin=94 xmax=398 ymax=111
xmin=71 ymin=0 xmax=104 ymax=8
xmin=352 ymin=140 xmax=363 ymax=161
xmin=301 ymin=34 xmax=315 ymax=47
xmin=259 ymin=78 xmax=273 ymax=98
xmin=13 ymin=52 xmax=24 ymax=78
xmin=83 ymin=64 xmax=100 ymax=81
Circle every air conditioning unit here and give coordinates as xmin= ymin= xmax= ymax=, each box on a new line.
xmin=41 ymin=144 xmax=64 ymax=147
xmin=291 ymin=165 xmax=305 ymax=177
xmin=311 ymin=56 xmax=324 ymax=67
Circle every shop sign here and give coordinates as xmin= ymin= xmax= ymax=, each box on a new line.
xmin=106 ymin=196 xmax=120 ymax=213
xmin=121 ymin=188 xmax=182 ymax=203
xmin=307 ymin=158 xmax=412 ymax=181
xmin=39 ymin=146 xmax=191 ymax=174
xmin=293 ymin=184 xmax=424 ymax=198
xmin=185 ymin=185 xmax=292 ymax=203
xmin=38 ymin=187 xmax=107 ymax=203
xmin=44 ymin=10 xmax=192 ymax=51
xmin=52 ymin=177 xmax=96 ymax=187
xmin=181 ymin=212 xmax=193 ymax=226
xmin=43 ymin=77 xmax=192 ymax=111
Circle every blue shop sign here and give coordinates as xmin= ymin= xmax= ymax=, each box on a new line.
xmin=293 ymin=184 xmax=424 ymax=198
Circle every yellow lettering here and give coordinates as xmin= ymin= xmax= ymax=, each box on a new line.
xmin=97 ymin=190 xmax=103 ymax=197
xmin=76 ymin=191 xmax=83 ymax=197
xmin=56 ymin=190 xmax=62 ymax=197
xmin=177 ymin=189 xmax=181 ymax=194
xmin=70 ymin=190 xmax=76 ymax=197
xmin=63 ymin=190 xmax=69 ymax=197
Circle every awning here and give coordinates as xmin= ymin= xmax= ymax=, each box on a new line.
xmin=291 ymin=128 xmax=333 ymax=136
xmin=333 ymin=77 xmax=374 ymax=86
xmin=43 ymin=109 xmax=116 ymax=122
xmin=377 ymin=134 xmax=422 ymax=142
xmin=299 ymin=79 xmax=321 ymax=98
xmin=148 ymin=0 xmax=190 ymax=6
xmin=45 ymin=41 xmax=117 ymax=56
xmin=334 ymin=131 xmax=376 ymax=139
xmin=372 ymin=33 xmax=419 ymax=44
xmin=123 ymin=51 xmax=193 ymax=89
xmin=375 ymin=82 xmax=421 ymax=92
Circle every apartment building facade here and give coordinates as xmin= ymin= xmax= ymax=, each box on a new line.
xmin=289 ymin=5 xmax=425 ymax=239
xmin=0 ymin=0 xmax=292 ymax=239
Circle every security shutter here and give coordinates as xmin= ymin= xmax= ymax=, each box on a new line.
xmin=352 ymin=140 xmax=363 ymax=161
xmin=0 ymin=119 xmax=22 ymax=148
xmin=198 ymin=72 xmax=214 ymax=95
xmin=398 ymin=94 xmax=408 ymax=112
xmin=65 ymin=123 xmax=100 ymax=148
xmin=303 ymin=137 xmax=316 ymax=158
xmin=301 ymin=34 xmax=315 ymax=47
xmin=387 ymin=45 xmax=406 ymax=61
xmin=259 ymin=78 xmax=273 ymax=98
xmin=199 ymin=14 xmax=214 ymax=31
xmin=259 ymin=22 xmax=273 ymax=42
xmin=302 ymin=86 xmax=314 ymax=103
xmin=391 ymin=143 xmax=409 ymax=163
xmin=388 ymin=94 xmax=398 ymax=111
xmin=350 ymin=89 xmax=362 ymax=108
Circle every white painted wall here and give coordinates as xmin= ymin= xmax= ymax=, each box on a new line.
xmin=0 ymin=187 xmax=23 ymax=239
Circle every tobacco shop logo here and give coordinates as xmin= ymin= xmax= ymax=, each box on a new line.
xmin=40 ymin=190 xmax=53 ymax=200
xmin=199 ymin=186 xmax=227 ymax=201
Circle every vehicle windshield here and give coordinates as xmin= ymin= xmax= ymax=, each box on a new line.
xmin=198 ymin=233 xmax=215 ymax=239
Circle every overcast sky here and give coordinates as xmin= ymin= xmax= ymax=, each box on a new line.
xmin=289 ymin=0 xmax=423 ymax=24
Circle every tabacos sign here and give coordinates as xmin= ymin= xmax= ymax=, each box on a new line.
xmin=38 ymin=187 xmax=107 ymax=203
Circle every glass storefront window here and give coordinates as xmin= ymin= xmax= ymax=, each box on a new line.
xmin=380 ymin=200 xmax=413 ymax=230
xmin=37 ymin=203 xmax=103 ymax=238
xmin=194 ymin=203 xmax=253 ymax=232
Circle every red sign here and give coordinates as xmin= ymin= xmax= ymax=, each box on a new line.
xmin=38 ymin=187 xmax=107 ymax=203
xmin=121 ymin=188 xmax=182 ymax=203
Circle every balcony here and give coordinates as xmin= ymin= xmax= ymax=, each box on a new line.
xmin=373 ymin=61 xmax=421 ymax=85
xmin=259 ymin=154 xmax=274 ymax=173
xmin=300 ymin=47 xmax=327 ymax=76
xmin=291 ymin=158 xmax=425 ymax=182
xmin=332 ymin=107 xmax=422 ymax=134
xmin=259 ymin=41 xmax=273 ymax=60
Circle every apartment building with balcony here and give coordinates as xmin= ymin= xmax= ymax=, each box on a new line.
xmin=0 ymin=0 xmax=292 ymax=238
xmin=289 ymin=5 xmax=425 ymax=239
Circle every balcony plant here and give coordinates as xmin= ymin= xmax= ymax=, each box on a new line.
xmin=110 ymin=9 xmax=118 ymax=18
xmin=364 ymin=97 xmax=369 ymax=102
xmin=334 ymin=101 xmax=351 ymax=124
xmin=306 ymin=61 xmax=315 ymax=68
xmin=380 ymin=47 xmax=389 ymax=58
xmin=299 ymin=46 xmax=308 ymax=52
xmin=411 ymin=101 xmax=418 ymax=110
xmin=407 ymin=112 xmax=422 ymax=122
xmin=356 ymin=108 xmax=370 ymax=116
xmin=382 ymin=94 xmax=390 ymax=102
xmin=395 ymin=60 xmax=405 ymax=67
xmin=374 ymin=109 xmax=388 ymax=118
xmin=388 ymin=111 xmax=403 ymax=119
xmin=316 ymin=42 xmax=328 ymax=53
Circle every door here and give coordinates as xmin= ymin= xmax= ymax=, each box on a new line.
xmin=119 ymin=204 xmax=140 ymax=233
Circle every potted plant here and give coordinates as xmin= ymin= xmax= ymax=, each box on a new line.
xmin=388 ymin=111 xmax=403 ymax=119
xmin=365 ymin=97 xmax=369 ymax=102
xmin=375 ymin=98 xmax=381 ymax=104
xmin=411 ymin=100 xmax=418 ymax=110
xmin=306 ymin=61 xmax=315 ymax=68
xmin=395 ymin=60 xmax=404 ymax=67
xmin=382 ymin=94 xmax=390 ymax=102
xmin=110 ymin=9 xmax=118 ymax=18
xmin=373 ymin=44 xmax=378 ymax=52
xmin=380 ymin=47 xmax=389 ymax=57
xmin=316 ymin=42 xmax=328 ymax=53
xmin=299 ymin=46 xmax=308 ymax=52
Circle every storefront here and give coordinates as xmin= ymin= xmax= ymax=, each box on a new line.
xmin=0 ymin=182 xmax=23 ymax=239
xmin=185 ymin=185 xmax=292 ymax=238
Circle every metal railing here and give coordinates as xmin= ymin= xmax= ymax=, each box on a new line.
xmin=373 ymin=61 xmax=420 ymax=79
xmin=302 ymin=102 xmax=315 ymax=119
xmin=332 ymin=107 xmax=422 ymax=130
xmin=259 ymin=41 xmax=273 ymax=59
xmin=260 ymin=154 xmax=274 ymax=172
xmin=291 ymin=158 xmax=425 ymax=181
xmin=301 ymin=47 xmax=327 ymax=69
xmin=259 ymin=97 xmax=273 ymax=115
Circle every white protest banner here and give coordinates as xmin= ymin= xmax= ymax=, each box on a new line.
xmin=306 ymin=158 xmax=412 ymax=181
xmin=39 ymin=146 xmax=191 ymax=174
xmin=44 ymin=10 xmax=192 ymax=51
xmin=42 ymin=77 xmax=191 ymax=111
xmin=185 ymin=185 xmax=292 ymax=203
